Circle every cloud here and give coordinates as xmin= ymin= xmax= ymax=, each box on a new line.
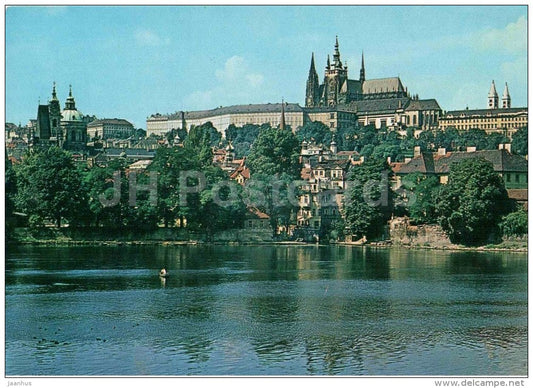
xmin=184 ymin=56 xmax=266 ymax=110
xmin=501 ymin=55 xmax=527 ymax=81
xmin=135 ymin=29 xmax=170 ymax=47
xmin=475 ymin=15 xmax=527 ymax=54
xmin=215 ymin=55 xmax=264 ymax=87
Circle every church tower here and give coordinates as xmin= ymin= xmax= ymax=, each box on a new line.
xmin=502 ymin=82 xmax=511 ymax=109
xmin=322 ymin=36 xmax=348 ymax=106
xmin=305 ymin=53 xmax=320 ymax=107
xmin=48 ymin=82 xmax=63 ymax=146
xmin=488 ymin=80 xmax=499 ymax=109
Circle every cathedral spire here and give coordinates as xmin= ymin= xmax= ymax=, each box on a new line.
xmin=309 ymin=52 xmax=317 ymax=75
xmin=360 ymin=51 xmax=365 ymax=82
xmin=333 ymin=35 xmax=341 ymax=68
xmin=306 ymin=53 xmax=320 ymax=107
xmin=326 ymin=54 xmax=331 ymax=69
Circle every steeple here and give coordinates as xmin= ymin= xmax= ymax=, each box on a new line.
xmin=502 ymin=82 xmax=511 ymax=109
xmin=333 ymin=35 xmax=341 ymax=68
xmin=326 ymin=54 xmax=331 ymax=70
xmin=488 ymin=80 xmax=499 ymax=109
xmin=65 ymin=84 xmax=76 ymax=110
xmin=309 ymin=52 xmax=317 ymax=75
xmin=280 ymin=99 xmax=286 ymax=130
xmin=360 ymin=52 xmax=365 ymax=82
xmin=51 ymin=81 xmax=58 ymax=101
xmin=305 ymin=53 xmax=320 ymax=107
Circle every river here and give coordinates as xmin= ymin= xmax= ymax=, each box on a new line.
xmin=5 ymin=244 xmax=527 ymax=376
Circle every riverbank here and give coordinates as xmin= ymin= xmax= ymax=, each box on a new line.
xmin=7 ymin=227 xmax=527 ymax=253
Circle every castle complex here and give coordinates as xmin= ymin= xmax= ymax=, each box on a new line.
xmin=147 ymin=38 xmax=442 ymax=137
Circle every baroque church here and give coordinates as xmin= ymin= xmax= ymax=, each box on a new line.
xmin=35 ymin=83 xmax=89 ymax=152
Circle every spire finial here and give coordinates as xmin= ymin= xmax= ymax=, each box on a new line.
xmin=69 ymin=84 xmax=72 ymax=97
xmin=51 ymin=81 xmax=58 ymax=100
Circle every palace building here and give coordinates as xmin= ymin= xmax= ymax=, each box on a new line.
xmin=438 ymin=81 xmax=527 ymax=138
xmin=147 ymin=37 xmax=442 ymax=137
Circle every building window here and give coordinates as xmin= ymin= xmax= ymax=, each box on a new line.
xmin=330 ymin=113 xmax=335 ymax=119
xmin=507 ymin=174 xmax=511 ymax=182
xmin=330 ymin=122 xmax=335 ymax=128
xmin=515 ymin=174 xmax=520 ymax=183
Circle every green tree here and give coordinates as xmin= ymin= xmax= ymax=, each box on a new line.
xmin=512 ymin=127 xmax=528 ymax=156
xmin=435 ymin=157 xmax=512 ymax=245
xmin=242 ymin=172 xmax=300 ymax=236
xmin=434 ymin=127 xmax=460 ymax=151
xmin=400 ymin=172 xmax=440 ymax=224
xmin=225 ymin=123 xmax=267 ymax=158
xmin=336 ymin=125 xmax=358 ymax=151
xmin=344 ymin=157 xmax=393 ymax=239
xmin=499 ymin=208 xmax=528 ymax=238
xmin=148 ymin=146 xmax=200 ymax=227
xmin=15 ymin=147 xmax=88 ymax=227
xmin=296 ymin=121 xmax=332 ymax=145
xmin=82 ymin=157 xmax=134 ymax=228
xmin=184 ymin=122 xmax=222 ymax=167
xmin=247 ymin=126 xmax=302 ymax=180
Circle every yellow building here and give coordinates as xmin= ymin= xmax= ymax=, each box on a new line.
xmin=147 ymin=103 xmax=304 ymax=138
xmin=438 ymin=81 xmax=527 ymax=138
xmin=438 ymin=107 xmax=527 ymax=138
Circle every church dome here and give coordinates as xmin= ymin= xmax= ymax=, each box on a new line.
xmin=61 ymin=108 xmax=84 ymax=122
xmin=61 ymin=85 xmax=84 ymax=122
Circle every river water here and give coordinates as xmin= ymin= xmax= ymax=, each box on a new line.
xmin=5 ymin=244 xmax=527 ymax=376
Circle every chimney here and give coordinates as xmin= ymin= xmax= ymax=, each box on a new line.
xmin=387 ymin=156 xmax=392 ymax=164
xmin=438 ymin=147 xmax=446 ymax=156
xmin=466 ymin=146 xmax=477 ymax=153
xmin=414 ymin=146 xmax=421 ymax=157
xmin=404 ymin=157 xmax=412 ymax=163
xmin=499 ymin=143 xmax=512 ymax=153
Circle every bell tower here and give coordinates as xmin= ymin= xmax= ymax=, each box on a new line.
xmin=488 ymin=80 xmax=499 ymax=109
xmin=48 ymin=82 xmax=62 ymax=143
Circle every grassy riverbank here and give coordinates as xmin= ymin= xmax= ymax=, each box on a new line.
xmin=7 ymin=227 xmax=527 ymax=252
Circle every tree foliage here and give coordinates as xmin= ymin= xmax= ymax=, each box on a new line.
xmin=344 ymin=157 xmax=393 ymax=239
xmin=511 ymin=127 xmax=528 ymax=156
xmin=14 ymin=147 xmax=88 ymax=227
xmin=435 ymin=157 xmax=513 ymax=245
xmin=499 ymin=208 xmax=528 ymax=238
xmin=246 ymin=126 xmax=302 ymax=180
xmin=400 ymin=172 xmax=440 ymax=225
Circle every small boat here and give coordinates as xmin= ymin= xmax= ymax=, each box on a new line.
xmin=159 ymin=268 xmax=169 ymax=278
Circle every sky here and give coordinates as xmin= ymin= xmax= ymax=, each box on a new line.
xmin=5 ymin=5 xmax=528 ymax=129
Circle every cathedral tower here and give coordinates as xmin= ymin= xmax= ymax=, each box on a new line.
xmin=305 ymin=53 xmax=320 ymax=107
xmin=322 ymin=36 xmax=348 ymax=106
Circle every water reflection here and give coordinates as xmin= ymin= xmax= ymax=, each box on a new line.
xmin=5 ymin=245 xmax=527 ymax=376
